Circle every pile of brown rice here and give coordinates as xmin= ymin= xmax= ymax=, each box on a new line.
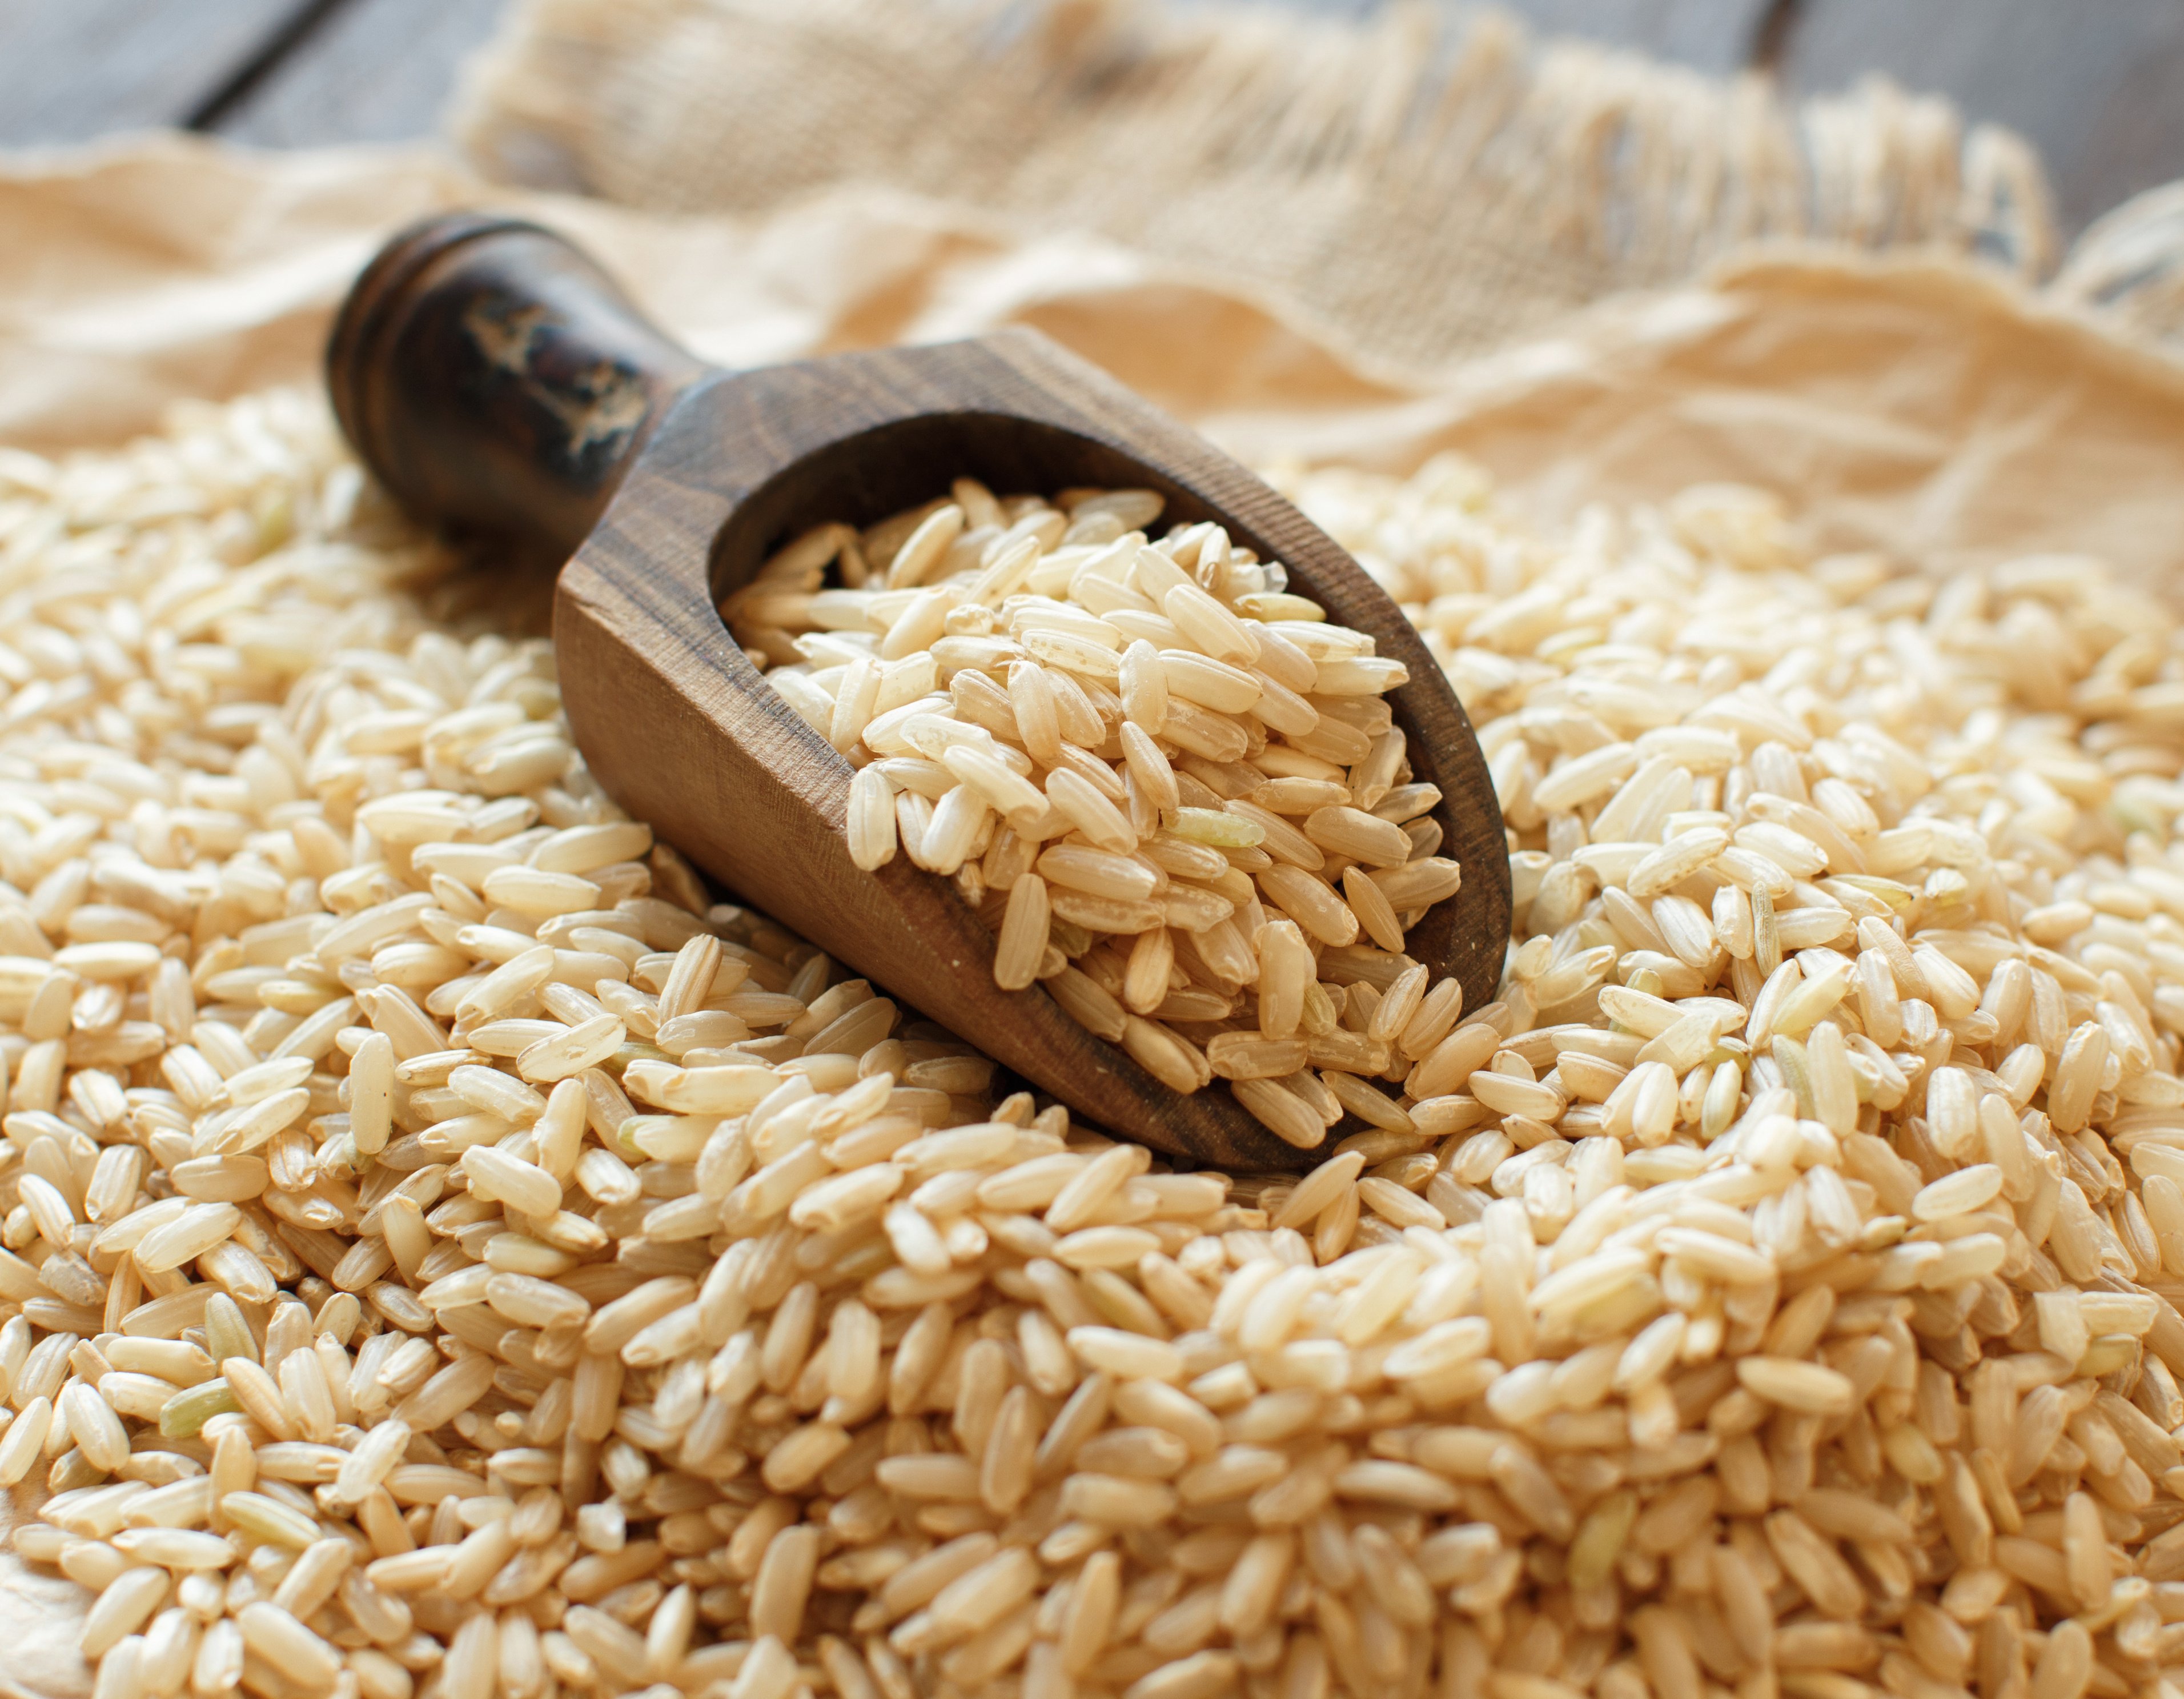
xmin=2 ymin=391 xmax=2183 ymax=1699
xmin=725 ymin=483 xmax=1462 ymax=1147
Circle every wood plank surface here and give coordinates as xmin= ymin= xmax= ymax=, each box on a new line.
xmin=1773 ymin=0 xmax=2184 ymax=235
xmin=0 ymin=0 xmax=307 ymax=146
xmin=1495 ymin=0 xmax=1777 ymax=74
xmin=211 ymin=0 xmax=509 ymax=146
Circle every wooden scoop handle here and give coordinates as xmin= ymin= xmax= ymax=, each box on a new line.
xmin=326 ymin=214 xmax=704 ymax=560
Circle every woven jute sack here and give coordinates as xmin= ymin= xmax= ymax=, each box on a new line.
xmin=449 ymin=0 xmax=2084 ymax=376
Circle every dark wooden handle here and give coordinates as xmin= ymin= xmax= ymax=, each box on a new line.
xmin=326 ymin=213 xmax=705 ymax=560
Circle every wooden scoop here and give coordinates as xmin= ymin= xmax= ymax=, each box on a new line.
xmin=326 ymin=214 xmax=1510 ymax=1172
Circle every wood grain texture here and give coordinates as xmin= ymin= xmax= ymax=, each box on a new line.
xmin=211 ymin=0 xmax=509 ymax=146
xmin=1775 ymin=0 xmax=2184 ymax=235
xmin=0 ymin=0 xmax=303 ymax=145
xmin=330 ymin=217 xmax=1511 ymax=1172
xmin=1495 ymin=0 xmax=1775 ymax=73
xmin=1199 ymin=0 xmax=1774 ymax=71
xmin=326 ymin=215 xmax=704 ymax=559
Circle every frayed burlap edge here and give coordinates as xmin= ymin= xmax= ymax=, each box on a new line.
xmin=2054 ymin=181 xmax=2184 ymax=350
xmin=446 ymin=0 xmax=2063 ymax=372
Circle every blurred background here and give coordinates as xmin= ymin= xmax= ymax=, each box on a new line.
xmin=3 ymin=0 xmax=2181 ymax=241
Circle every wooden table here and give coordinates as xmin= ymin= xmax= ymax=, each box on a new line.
xmin=2 ymin=0 xmax=2181 ymax=243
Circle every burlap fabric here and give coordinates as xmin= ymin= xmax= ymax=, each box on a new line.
xmin=450 ymin=0 xmax=2085 ymax=375
xmin=2056 ymin=180 xmax=2184 ymax=349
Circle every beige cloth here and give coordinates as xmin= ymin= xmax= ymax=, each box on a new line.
xmin=5 ymin=137 xmax=2182 ymax=580
xmin=1 ymin=130 xmax=2183 ymax=1694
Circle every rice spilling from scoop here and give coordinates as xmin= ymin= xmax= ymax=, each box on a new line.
xmin=0 ymin=396 xmax=2179 ymax=1699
